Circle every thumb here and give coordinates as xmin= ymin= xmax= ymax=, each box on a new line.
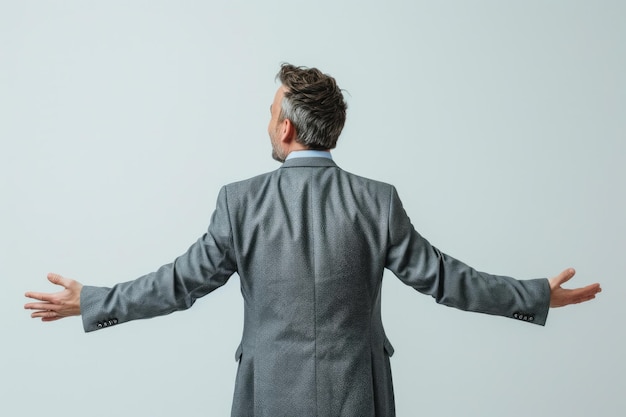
xmin=550 ymin=268 xmax=576 ymax=289
xmin=47 ymin=272 xmax=70 ymax=288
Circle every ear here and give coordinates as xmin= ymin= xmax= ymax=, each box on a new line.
xmin=279 ymin=118 xmax=297 ymax=144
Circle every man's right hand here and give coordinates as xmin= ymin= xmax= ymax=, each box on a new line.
xmin=549 ymin=268 xmax=601 ymax=308
xmin=24 ymin=273 xmax=83 ymax=321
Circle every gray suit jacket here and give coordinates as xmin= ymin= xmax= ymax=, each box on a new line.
xmin=81 ymin=157 xmax=550 ymax=417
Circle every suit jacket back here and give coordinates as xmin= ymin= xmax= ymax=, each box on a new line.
xmin=228 ymin=157 xmax=396 ymax=416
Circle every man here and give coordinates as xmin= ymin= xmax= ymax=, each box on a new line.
xmin=25 ymin=64 xmax=601 ymax=417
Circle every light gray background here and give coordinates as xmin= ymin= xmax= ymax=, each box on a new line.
xmin=2 ymin=1 xmax=624 ymax=416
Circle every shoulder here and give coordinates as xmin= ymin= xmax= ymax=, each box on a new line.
xmin=221 ymin=169 xmax=278 ymax=193
xmin=335 ymin=166 xmax=396 ymax=194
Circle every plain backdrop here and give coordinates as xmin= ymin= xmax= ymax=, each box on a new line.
xmin=2 ymin=1 xmax=624 ymax=416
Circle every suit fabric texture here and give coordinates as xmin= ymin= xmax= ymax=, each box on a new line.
xmin=81 ymin=157 xmax=551 ymax=417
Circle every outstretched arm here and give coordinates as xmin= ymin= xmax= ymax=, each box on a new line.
xmin=550 ymin=268 xmax=601 ymax=308
xmin=24 ymin=273 xmax=82 ymax=321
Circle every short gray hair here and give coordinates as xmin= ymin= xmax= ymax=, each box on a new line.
xmin=277 ymin=64 xmax=347 ymax=149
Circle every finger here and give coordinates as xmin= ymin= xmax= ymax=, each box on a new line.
xmin=24 ymin=302 xmax=59 ymax=311
xmin=30 ymin=310 xmax=59 ymax=319
xmin=47 ymin=273 xmax=71 ymax=289
xmin=569 ymin=293 xmax=596 ymax=305
xmin=571 ymin=283 xmax=602 ymax=300
xmin=551 ymin=268 xmax=576 ymax=288
xmin=24 ymin=292 xmax=54 ymax=302
xmin=560 ymin=285 xmax=601 ymax=305
xmin=41 ymin=316 xmax=63 ymax=322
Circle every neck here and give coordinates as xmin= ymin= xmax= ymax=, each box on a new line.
xmin=285 ymin=143 xmax=311 ymax=155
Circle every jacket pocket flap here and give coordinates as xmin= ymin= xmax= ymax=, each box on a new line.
xmin=235 ymin=343 xmax=243 ymax=362
xmin=383 ymin=337 xmax=395 ymax=357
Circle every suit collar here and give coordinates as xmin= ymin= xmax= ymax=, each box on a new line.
xmin=280 ymin=157 xmax=338 ymax=169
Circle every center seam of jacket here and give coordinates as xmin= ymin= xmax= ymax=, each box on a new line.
xmin=309 ymin=169 xmax=319 ymax=415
